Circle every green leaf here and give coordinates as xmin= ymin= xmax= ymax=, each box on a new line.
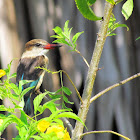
xmin=62 ymin=86 xmax=72 ymax=96
xmin=108 ymin=33 xmax=117 ymax=36
xmin=72 ymin=31 xmax=84 ymax=44
xmin=14 ymin=104 xmax=22 ymax=109
xmin=18 ymin=126 xmax=28 ymax=138
xmin=75 ymin=0 xmax=102 ymax=21
xmin=53 ymin=26 xmax=63 ymax=34
xmin=50 ymin=35 xmax=63 ymax=39
xmin=51 ymin=20 xmax=84 ymax=52
xmin=18 ymin=98 xmax=25 ymax=109
xmin=9 ymin=73 xmax=17 ymax=79
xmin=20 ymin=110 xmax=28 ymax=125
xmin=48 ymin=93 xmax=62 ymax=100
xmin=63 ymin=20 xmax=73 ymax=39
xmin=4 ymin=68 xmax=9 ymax=77
xmin=63 ymin=95 xmax=74 ymax=104
xmin=55 ymin=88 xmax=62 ymax=94
xmin=0 ymin=114 xmax=5 ymax=118
xmin=64 ymin=20 xmax=70 ymax=36
xmin=48 ymin=88 xmax=62 ymax=99
xmin=6 ymin=60 xmax=13 ymax=77
xmin=0 ymin=114 xmax=23 ymax=135
xmin=114 ymin=23 xmax=129 ymax=31
xmin=115 ymin=0 xmax=123 ymax=5
xmin=61 ymin=103 xmax=72 ymax=111
xmin=108 ymin=14 xmax=129 ymax=36
xmin=31 ymin=136 xmax=44 ymax=140
xmin=136 ymin=36 xmax=140 ymax=41
xmin=14 ymin=135 xmax=21 ymax=140
xmin=33 ymin=92 xmax=49 ymax=115
xmin=38 ymin=99 xmax=58 ymax=114
xmin=5 ymin=59 xmax=17 ymax=78
xmin=9 ymin=83 xmax=19 ymax=94
xmin=0 ymin=105 xmax=15 ymax=113
xmin=122 ymin=0 xmax=133 ymax=20
xmin=21 ymin=86 xmax=34 ymax=97
xmin=106 ymin=0 xmax=115 ymax=5
xmin=40 ymin=133 xmax=56 ymax=140
xmin=53 ymin=39 xmax=70 ymax=46
xmin=0 ymin=117 xmax=14 ymax=135
xmin=48 ymin=109 xmax=69 ymax=120
xmin=67 ymin=27 xmax=73 ymax=39
xmin=87 ymin=0 xmax=96 ymax=5
xmin=18 ymin=80 xmax=32 ymax=93
xmin=52 ymin=26 xmax=65 ymax=38
xmin=55 ymin=112 xmax=86 ymax=128
xmin=43 ymin=101 xmax=57 ymax=113
xmin=52 ymin=119 xmax=64 ymax=126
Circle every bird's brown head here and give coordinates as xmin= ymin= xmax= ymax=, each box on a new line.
xmin=24 ymin=39 xmax=62 ymax=56
xmin=25 ymin=39 xmax=48 ymax=50
xmin=25 ymin=39 xmax=61 ymax=50
xmin=22 ymin=39 xmax=62 ymax=58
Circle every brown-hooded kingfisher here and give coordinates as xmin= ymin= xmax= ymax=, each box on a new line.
xmin=16 ymin=39 xmax=61 ymax=115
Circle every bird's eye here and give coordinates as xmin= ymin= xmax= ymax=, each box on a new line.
xmin=35 ymin=43 xmax=41 ymax=47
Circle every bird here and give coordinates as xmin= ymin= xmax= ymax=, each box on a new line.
xmin=16 ymin=39 xmax=61 ymax=115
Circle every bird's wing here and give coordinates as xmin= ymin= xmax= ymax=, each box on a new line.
xmin=16 ymin=55 xmax=48 ymax=92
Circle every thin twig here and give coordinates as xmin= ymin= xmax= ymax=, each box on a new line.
xmin=35 ymin=67 xmax=83 ymax=104
xmin=90 ymin=72 xmax=140 ymax=103
xmin=62 ymin=70 xmax=83 ymax=104
xmin=80 ymin=130 xmax=130 ymax=140
xmin=97 ymin=67 xmax=104 ymax=71
xmin=75 ymin=50 xmax=89 ymax=67
xmin=55 ymin=108 xmax=73 ymax=134
xmin=61 ymin=117 xmax=73 ymax=135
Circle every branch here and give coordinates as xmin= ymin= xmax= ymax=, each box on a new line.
xmin=62 ymin=70 xmax=83 ymax=104
xmin=90 ymin=72 xmax=140 ymax=103
xmin=61 ymin=117 xmax=73 ymax=135
xmin=80 ymin=130 xmax=130 ymax=140
xmin=72 ymin=2 xmax=114 ymax=140
xmin=35 ymin=67 xmax=83 ymax=104
xmin=75 ymin=50 xmax=89 ymax=67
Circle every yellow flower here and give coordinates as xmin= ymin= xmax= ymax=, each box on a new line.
xmin=37 ymin=120 xmax=50 ymax=132
xmin=63 ymin=130 xmax=71 ymax=140
xmin=46 ymin=125 xmax=64 ymax=134
xmin=0 ymin=119 xmax=3 ymax=126
xmin=46 ymin=124 xmax=71 ymax=140
xmin=57 ymin=131 xmax=65 ymax=139
xmin=0 ymin=69 xmax=6 ymax=78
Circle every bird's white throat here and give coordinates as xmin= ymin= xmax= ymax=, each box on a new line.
xmin=21 ymin=48 xmax=49 ymax=58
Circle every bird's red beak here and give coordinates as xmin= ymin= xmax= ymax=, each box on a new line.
xmin=43 ymin=43 xmax=62 ymax=49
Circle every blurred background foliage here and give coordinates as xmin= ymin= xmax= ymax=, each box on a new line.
xmin=0 ymin=0 xmax=139 ymax=140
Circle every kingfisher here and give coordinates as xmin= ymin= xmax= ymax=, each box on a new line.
xmin=16 ymin=39 xmax=61 ymax=115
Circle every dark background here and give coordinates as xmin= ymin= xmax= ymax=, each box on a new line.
xmin=0 ymin=0 xmax=139 ymax=140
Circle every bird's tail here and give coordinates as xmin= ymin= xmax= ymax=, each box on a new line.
xmin=24 ymin=96 xmax=31 ymax=115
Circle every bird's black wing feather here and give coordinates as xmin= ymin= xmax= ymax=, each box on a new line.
xmin=16 ymin=56 xmax=47 ymax=91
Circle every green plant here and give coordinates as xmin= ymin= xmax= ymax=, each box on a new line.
xmin=0 ymin=61 xmax=84 ymax=140
xmin=107 ymin=14 xmax=129 ymax=36
xmin=0 ymin=0 xmax=137 ymax=140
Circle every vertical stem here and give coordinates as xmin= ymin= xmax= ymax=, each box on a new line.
xmin=72 ymin=2 xmax=114 ymax=140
